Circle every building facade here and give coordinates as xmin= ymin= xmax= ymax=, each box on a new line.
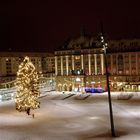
xmin=55 ymin=35 xmax=140 ymax=92
xmin=0 ymin=52 xmax=55 ymax=84
xmin=1 ymin=35 xmax=140 ymax=92
xmin=107 ymin=39 xmax=140 ymax=92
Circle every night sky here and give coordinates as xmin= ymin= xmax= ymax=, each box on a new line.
xmin=1 ymin=0 xmax=140 ymax=52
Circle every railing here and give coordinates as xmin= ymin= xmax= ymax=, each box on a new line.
xmin=0 ymin=77 xmax=56 ymax=102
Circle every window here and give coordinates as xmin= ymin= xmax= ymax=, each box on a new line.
xmin=75 ymin=56 xmax=80 ymax=60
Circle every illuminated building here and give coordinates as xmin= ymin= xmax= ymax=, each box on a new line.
xmin=55 ymin=34 xmax=106 ymax=92
xmin=0 ymin=35 xmax=140 ymax=92
xmin=107 ymin=39 xmax=140 ymax=92
xmin=55 ymin=34 xmax=140 ymax=92
xmin=0 ymin=52 xmax=55 ymax=84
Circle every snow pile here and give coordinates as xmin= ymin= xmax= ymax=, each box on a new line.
xmin=117 ymin=92 xmax=134 ymax=100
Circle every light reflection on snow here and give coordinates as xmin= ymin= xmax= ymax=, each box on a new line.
xmin=119 ymin=111 xmax=140 ymax=118
xmin=88 ymin=116 xmax=100 ymax=120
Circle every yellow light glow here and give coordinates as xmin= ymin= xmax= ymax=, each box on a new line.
xmin=15 ymin=56 xmax=40 ymax=114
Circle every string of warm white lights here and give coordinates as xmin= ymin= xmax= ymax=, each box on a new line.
xmin=15 ymin=56 xmax=40 ymax=114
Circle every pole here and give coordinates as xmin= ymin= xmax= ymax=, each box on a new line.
xmin=101 ymin=35 xmax=115 ymax=137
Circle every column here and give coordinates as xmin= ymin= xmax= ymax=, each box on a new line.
xmin=110 ymin=55 xmax=113 ymax=75
xmin=55 ymin=56 xmax=58 ymax=75
xmin=88 ymin=54 xmax=91 ymax=75
xmin=129 ymin=54 xmax=131 ymax=75
xmin=72 ymin=55 xmax=74 ymax=70
xmin=101 ymin=54 xmax=104 ymax=75
xmin=66 ymin=56 xmax=69 ymax=75
xmin=81 ymin=54 xmax=84 ymax=69
xmin=94 ymin=54 xmax=97 ymax=75
xmin=116 ymin=54 xmax=118 ymax=75
xmin=123 ymin=54 xmax=125 ymax=75
xmin=61 ymin=56 xmax=63 ymax=75
xmin=136 ymin=53 xmax=138 ymax=75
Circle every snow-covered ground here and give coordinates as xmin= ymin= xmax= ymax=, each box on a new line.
xmin=0 ymin=91 xmax=140 ymax=140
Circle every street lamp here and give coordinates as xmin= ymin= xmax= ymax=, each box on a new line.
xmin=100 ymin=34 xmax=115 ymax=137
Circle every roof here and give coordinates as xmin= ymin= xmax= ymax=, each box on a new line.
xmin=56 ymin=33 xmax=140 ymax=53
xmin=55 ymin=34 xmax=102 ymax=51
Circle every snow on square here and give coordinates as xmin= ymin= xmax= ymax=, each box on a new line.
xmin=0 ymin=91 xmax=140 ymax=140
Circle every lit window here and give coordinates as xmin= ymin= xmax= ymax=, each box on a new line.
xmin=76 ymin=78 xmax=81 ymax=82
xmin=75 ymin=56 xmax=80 ymax=60
xmin=77 ymin=70 xmax=80 ymax=75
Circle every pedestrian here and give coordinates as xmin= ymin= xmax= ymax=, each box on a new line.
xmin=27 ymin=108 xmax=30 ymax=115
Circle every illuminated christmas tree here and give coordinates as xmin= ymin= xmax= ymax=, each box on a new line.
xmin=15 ymin=56 xmax=40 ymax=115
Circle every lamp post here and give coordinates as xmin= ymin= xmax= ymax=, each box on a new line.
xmin=100 ymin=34 xmax=115 ymax=137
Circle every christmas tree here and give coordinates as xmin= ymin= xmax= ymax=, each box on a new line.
xmin=15 ymin=56 xmax=40 ymax=115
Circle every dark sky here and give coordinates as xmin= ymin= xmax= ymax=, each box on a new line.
xmin=1 ymin=0 xmax=140 ymax=52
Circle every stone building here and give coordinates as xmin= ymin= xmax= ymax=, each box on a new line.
xmin=1 ymin=34 xmax=140 ymax=92
xmin=0 ymin=52 xmax=55 ymax=84
xmin=54 ymin=34 xmax=140 ymax=92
